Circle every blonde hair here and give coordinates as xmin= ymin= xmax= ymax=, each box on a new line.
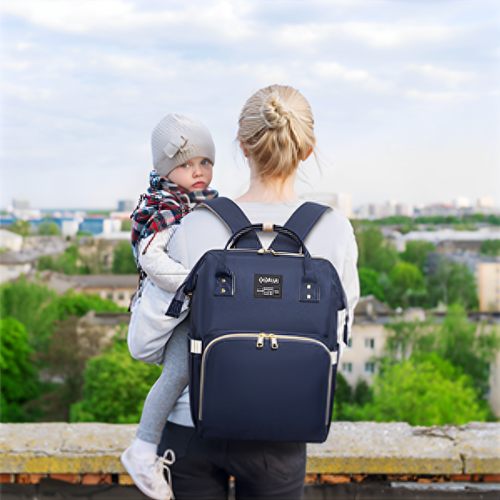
xmin=238 ymin=84 xmax=315 ymax=182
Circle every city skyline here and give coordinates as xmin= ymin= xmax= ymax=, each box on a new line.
xmin=3 ymin=192 xmax=499 ymax=228
xmin=1 ymin=0 xmax=499 ymax=209
xmin=3 ymin=193 xmax=498 ymax=212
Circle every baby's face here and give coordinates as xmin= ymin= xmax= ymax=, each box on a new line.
xmin=167 ymin=157 xmax=213 ymax=192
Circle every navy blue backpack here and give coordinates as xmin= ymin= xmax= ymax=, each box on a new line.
xmin=167 ymin=198 xmax=349 ymax=443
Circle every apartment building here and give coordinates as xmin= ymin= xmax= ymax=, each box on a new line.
xmin=29 ymin=270 xmax=138 ymax=308
xmin=340 ymin=296 xmax=394 ymax=385
xmin=341 ymin=295 xmax=500 ymax=416
xmin=75 ymin=275 xmax=138 ymax=308
xmin=478 ymin=262 xmax=500 ymax=312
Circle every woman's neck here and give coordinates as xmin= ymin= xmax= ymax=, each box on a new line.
xmin=235 ymin=160 xmax=298 ymax=203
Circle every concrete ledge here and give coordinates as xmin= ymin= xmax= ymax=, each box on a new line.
xmin=453 ymin=422 xmax=500 ymax=474
xmin=1 ymin=422 xmax=499 ymax=475
xmin=0 ymin=424 xmax=135 ymax=474
xmin=308 ymin=423 xmax=462 ymax=475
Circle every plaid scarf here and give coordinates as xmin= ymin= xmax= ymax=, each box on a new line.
xmin=131 ymin=171 xmax=218 ymax=254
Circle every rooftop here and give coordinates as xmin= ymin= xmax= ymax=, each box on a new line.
xmin=29 ymin=270 xmax=138 ymax=292
xmin=0 ymin=239 xmax=68 ymax=265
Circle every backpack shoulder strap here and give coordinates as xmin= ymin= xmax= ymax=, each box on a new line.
xmin=196 ymin=197 xmax=261 ymax=250
xmin=269 ymin=202 xmax=331 ymax=253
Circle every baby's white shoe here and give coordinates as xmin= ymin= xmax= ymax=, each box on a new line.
xmin=121 ymin=441 xmax=175 ymax=500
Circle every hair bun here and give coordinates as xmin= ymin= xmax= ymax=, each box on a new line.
xmin=260 ymin=92 xmax=290 ymax=129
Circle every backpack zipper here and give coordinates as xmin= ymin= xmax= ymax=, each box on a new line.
xmin=198 ymin=333 xmax=335 ymax=425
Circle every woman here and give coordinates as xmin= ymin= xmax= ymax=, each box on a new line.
xmin=158 ymin=84 xmax=359 ymax=499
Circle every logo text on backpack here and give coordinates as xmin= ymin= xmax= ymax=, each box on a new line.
xmin=254 ymin=274 xmax=283 ymax=299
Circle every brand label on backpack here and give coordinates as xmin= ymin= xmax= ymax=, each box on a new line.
xmin=254 ymin=274 xmax=283 ymax=299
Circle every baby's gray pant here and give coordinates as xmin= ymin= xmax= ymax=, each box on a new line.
xmin=136 ymin=318 xmax=189 ymax=444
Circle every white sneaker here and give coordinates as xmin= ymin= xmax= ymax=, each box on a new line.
xmin=121 ymin=445 xmax=176 ymax=500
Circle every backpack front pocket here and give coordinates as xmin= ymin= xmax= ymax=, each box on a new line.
xmin=197 ymin=332 xmax=336 ymax=442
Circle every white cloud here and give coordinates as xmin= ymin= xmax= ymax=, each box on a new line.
xmin=274 ymin=24 xmax=332 ymax=49
xmin=405 ymin=89 xmax=477 ymax=103
xmin=99 ymin=54 xmax=178 ymax=80
xmin=2 ymin=83 xmax=52 ymax=101
xmin=3 ymin=60 xmax=31 ymax=72
xmin=16 ymin=42 xmax=35 ymax=51
xmin=2 ymin=0 xmax=137 ymax=33
xmin=3 ymin=1 xmax=466 ymax=52
xmin=274 ymin=21 xmax=461 ymax=52
xmin=313 ymin=62 xmax=390 ymax=92
xmin=339 ymin=23 xmax=458 ymax=48
xmin=407 ymin=64 xmax=475 ymax=88
xmin=1 ymin=0 xmax=254 ymax=40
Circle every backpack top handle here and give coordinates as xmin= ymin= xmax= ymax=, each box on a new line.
xmin=225 ymin=224 xmax=311 ymax=258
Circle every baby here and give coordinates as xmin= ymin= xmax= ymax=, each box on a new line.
xmin=122 ymin=113 xmax=218 ymax=500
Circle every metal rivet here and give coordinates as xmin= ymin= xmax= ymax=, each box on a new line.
xmin=307 ymin=295 xmax=311 ymax=299
xmin=307 ymin=285 xmax=311 ymax=289
xmin=222 ymin=279 xmax=226 ymax=283
xmin=221 ymin=289 xmax=226 ymax=293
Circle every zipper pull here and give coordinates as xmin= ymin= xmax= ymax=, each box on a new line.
xmin=256 ymin=333 xmax=265 ymax=349
xmin=270 ymin=335 xmax=278 ymax=350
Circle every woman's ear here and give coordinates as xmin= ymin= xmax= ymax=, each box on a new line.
xmin=303 ymin=138 xmax=315 ymax=161
xmin=304 ymin=147 xmax=314 ymax=161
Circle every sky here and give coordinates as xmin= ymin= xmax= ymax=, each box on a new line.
xmin=1 ymin=0 xmax=499 ymax=210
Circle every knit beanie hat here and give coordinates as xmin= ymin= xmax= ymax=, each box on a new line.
xmin=151 ymin=113 xmax=216 ymax=177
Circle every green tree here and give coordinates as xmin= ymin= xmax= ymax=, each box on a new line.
xmin=0 ymin=318 xmax=40 ymax=422
xmin=38 ymin=245 xmax=80 ymax=275
xmin=352 ymin=379 xmax=373 ymax=406
xmin=354 ymin=225 xmax=399 ymax=273
xmin=488 ymin=214 xmax=500 ymax=225
xmin=121 ymin=220 xmax=133 ymax=231
xmin=387 ymin=262 xmax=425 ymax=309
xmin=400 ymin=240 xmax=436 ymax=272
xmin=480 ymin=239 xmax=500 ymax=257
xmin=1 ymin=281 xmax=126 ymax=422
xmin=9 ymin=220 xmax=31 ymax=237
xmin=71 ymin=338 xmax=161 ymax=423
xmin=464 ymin=213 xmax=486 ymax=224
xmin=112 ymin=241 xmax=137 ymax=274
xmin=373 ymin=216 xmax=412 ymax=226
xmin=384 ymin=305 xmax=500 ymax=398
xmin=53 ymin=244 xmax=79 ymax=274
xmin=358 ymin=268 xmax=386 ymax=302
xmin=38 ymin=221 xmax=60 ymax=235
xmin=1 ymin=279 xmax=123 ymax=352
xmin=37 ymin=316 xmax=111 ymax=421
xmin=0 ymin=278 xmax=57 ymax=350
xmin=431 ymin=304 xmax=499 ymax=396
xmin=331 ymin=372 xmax=352 ymax=420
xmin=384 ymin=317 xmax=432 ymax=361
xmin=38 ymin=290 xmax=125 ymax=337
xmin=37 ymin=255 xmax=56 ymax=271
xmin=427 ymin=257 xmax=478 ymax=310
xmin=55 ymin=253 xmax=78 ymax=275
xmin=414 ymin=216 xmax=446 ymax=225
xmin=345 ymin=354 xmax=488 ymax=426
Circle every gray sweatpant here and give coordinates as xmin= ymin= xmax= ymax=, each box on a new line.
xmin=136 ymin=318 xmax=190 ymax=444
